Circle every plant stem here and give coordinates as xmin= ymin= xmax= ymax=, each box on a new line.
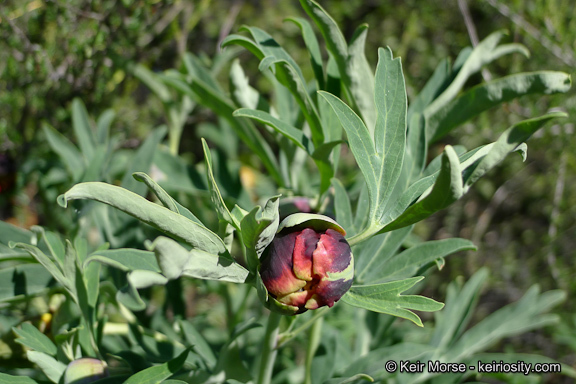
xmin=304 ymin=316 xmax=323 ymax=384
xmin=347 ymin=224 xmax=381 ymax=247
xmin=277 ymin=307 xmax=328 ymax=348
xmin=256 ymin=311 xmax=282 ymax=384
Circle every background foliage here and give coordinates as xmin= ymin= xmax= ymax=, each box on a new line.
xmin=1 ymin=0 xmax=575 ymax=382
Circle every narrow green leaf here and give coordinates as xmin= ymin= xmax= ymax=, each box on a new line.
xmin=240 ymin=196 xmax=280 ymax=272
xmin=354 ymin=226 xmax=412 ymax=285
xmin=179 ymin=320 xmax=217 ymax=369
xmin=372 ymin=47 xmax=407 ymax=218
xmin=121 ymin=126 xmax=167 ymax=195
xmin=300 ymin=0 xmax=349 ymax=92
xmin=425 ymin=31 xmax=530 ymax=142
xmin=58 ymin=182 xmax=226 ymax=255
xmin=96 ymin=109 xmax=115 ymax=146
xmin=331 ymin=178 xmax=355 ymax=236
xmin=286 ymin=17 xmax=325 ymax=89
xmin=318 ymin=91 xmax=376 ymax=196
xmin=133 ymin=64 xmax=172 ymax=103
xmin=381 ymin=145 xmax=462 ymax=232
xmin=85 ymin=248 xmax=160 ymax=273
xmin=428 ymin=71 xmax=572 ymax=140
xmin=132 ymin=172 xmax=203 ymax=225
xmin=364 ymin=238 xmax=476 ymax=283
xmin=202 ymin=138 xmax=238 ymax=230
xmin=445 ymin=286 xmax=565 ymax=362
xmin=124 ymin=348 xmax=189 ymax=384
xmin=13 ymin=323 xmax=58 ymax=356
xmin=233 ymin=108 xmax=314 ymax=154
xmin=128 ymin=270 xmax=169 ymax=289
xmin=348 ymin=24 xmax=376 ymax=131
xmin=0 ymin=265 xmax=54 ymax=302
xmin=149 ymin=236 xmax=249 ymax=283
xmin=161 ymin=75 xmax=283 ymax=186
xmin=221 ymin=34 xmax=264 ymax=59
xmin=26 ymin=351 xmax=66 ymax=383
xmin=0 ymin=373 xmax=38 ymax=383
xmin=464 ymin=112 xmax=567 ymax=191
xmin=10 ymin=243 xmax=70 ymax=292
xmin=42 ymin=123 xmax=84 ymax=180
xmin=229 ymin=59 xmax=263 ymax=110
xmin=430 ymin=268 xmax=489 ymax=349
xmin=71 ymin=98 xmax=96 ymax=161
xmin=342 ymin=277 xmax=444 ymax=327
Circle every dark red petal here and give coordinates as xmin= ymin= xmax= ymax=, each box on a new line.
xmin=292 ymin=228 xmax=319 ymax=281
xmin=312 ymin=229 xmax=352 ymax=277
xmin=260 ymin=232 xmax=306 ymax=297
xmin=308 ymin=277 xmax=353 ymax=308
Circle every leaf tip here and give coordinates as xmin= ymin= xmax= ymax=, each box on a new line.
xmin=57 ymin=194 xmax=68 ymax=208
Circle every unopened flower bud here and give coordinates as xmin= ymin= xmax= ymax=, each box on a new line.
xmin=64 ymin=358 xmax=109 ymax=384
xmin=260 ymin=213 xmax=354 ymax=315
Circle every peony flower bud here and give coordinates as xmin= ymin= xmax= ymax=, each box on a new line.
xmin=64 ymin=358 xmax=109 ymax=384
xmin=260 ymin=213 xmax=354 ymax=315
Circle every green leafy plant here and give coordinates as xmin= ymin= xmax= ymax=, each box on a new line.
xmin=0 ymin=0 xmax=573 ymax=383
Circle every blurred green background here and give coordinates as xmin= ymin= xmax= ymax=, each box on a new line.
xmin=1 ymin=0 xmax=575 ymax=369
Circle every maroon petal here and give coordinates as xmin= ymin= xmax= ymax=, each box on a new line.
xmin=312 ymin=229 xmax=352 ymax=277
xmin=260 ymin=232 xmax=306 ymax=297
xmin=292 ymin=228 xmax=319 ymax=281
xmin=307 ymin=277 xmax=353 ymax=309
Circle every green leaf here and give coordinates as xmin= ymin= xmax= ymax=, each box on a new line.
xmin=161 ymin=74 xmax=283 ymax=186
xmin=240 ymin=195 xmax=280 ymax=273
xmin=179 ymin=320 xmax=217 ymax=369
xmin=10 ymin=243 xmax=71 ymax=293
xmin=58 ymin=182 xmax=226 ymax=255
xmin=372 ymin=47 xmax=407 ymax=214
xmin=354 ymin=226 xmax=412 ymax=285
xmin=463 ymin=112 xmax=567 ymax=191
xmin=425 ymin=30 xmax=530 ymax=142
xmin=286 ymin=17 xmax=325 ymax=89
xmin=71 ymin=98 xmax=96 ymax=161
xmin=13 ymin=323 xmax=58 ymax=356
xmin=96 ymin=109 xmax=115 ymax=146
xmin=364 ymin=238 xmax=476 ymax=283
xmin=229 ymin=59 xmax=267 ymax=111
xmin=428 ymin=71 xmax=572 ymax=140
xmin=341 ymin=277 xmax=444 ymax=327
xmin=202 ymin=139 xmax=236 ymax=229
xmin=348 ymin=24 xmax=376 ymax=131
xmin=0 ymin=373 xmax=38 ymax=383
xmin=381 ymin=145 xmax=462 ymax=232
xmin=299 ymin=0 xmax=349 ymax=94
xmin=444 ymin=285 xmax=565 ymax=362
xmin=42 ymin=123 xmax=84 ymax=180
xmin=331 ymin=178 xmax=355 ymax=236
xmin=233 ymin=108 xmax=314 ymax=154
xmin=320 ymin=47 xmax=407 ymax=231
xmin=132 ymin=172 xmax=203 ymax=225
xmin=85 ymin=248 xmax=160 ymax=273
xmin=26 ymin=351 xmax=66 ymax=383
xmin=148 ymin=236 xmax=249 ymax=283
xmin=121 ymin=126 xmax=167 ymax=195
xmin=0 ymin=264 xmax=54 ymax=302
xmin=430 ymin=268 xmax=489 ymax=349
xmin=133 ymin=64 xmax=172 ymax=103
xmin=324 ymin=374 xmax=375 ymax=384
xmin=124 ymin=348 xmax=189 ymax=384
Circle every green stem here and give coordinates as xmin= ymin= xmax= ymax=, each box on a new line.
xmin=347 ymin=223 xmax=382 ymax=247
xmin=256 ymin=311 xmax=282 ymax=384
xmin=304 ymin=317 xmax=323 ymax=384
xmin=277 ymin=307 xmax=328 ymax=348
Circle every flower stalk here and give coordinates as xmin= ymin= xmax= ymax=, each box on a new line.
xmin=256 ymin=311 xmax=283 ymax=384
